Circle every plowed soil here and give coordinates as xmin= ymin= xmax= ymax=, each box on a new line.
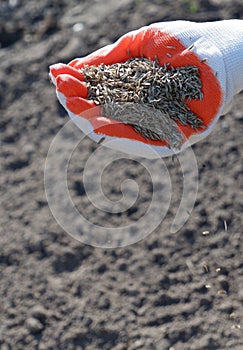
xmin=0 ymin=1 xmax=242 ymax=349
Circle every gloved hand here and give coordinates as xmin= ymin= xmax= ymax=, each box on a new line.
xmin=49 ymin=20 xmax=243 ymax=158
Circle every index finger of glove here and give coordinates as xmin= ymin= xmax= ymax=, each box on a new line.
xmin=49 ymin=63 xmax=85 ymax=84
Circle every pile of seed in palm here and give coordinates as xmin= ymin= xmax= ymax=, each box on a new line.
xmin=82 ymin=57 xmax=204 ymax=148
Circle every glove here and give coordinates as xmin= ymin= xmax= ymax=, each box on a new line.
xmin=49 ymin=20 xmax=243 ymax=158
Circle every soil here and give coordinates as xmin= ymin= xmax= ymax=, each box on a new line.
xmin=0 ymin=1 xmax=242 ymax=349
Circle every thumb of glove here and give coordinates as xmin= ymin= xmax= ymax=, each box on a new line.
xmin=152 ymin=20 xmax=243 ymax=116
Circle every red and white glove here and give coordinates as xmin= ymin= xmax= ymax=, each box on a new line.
xmin=49 ymin=20 xmax=243 ymax=158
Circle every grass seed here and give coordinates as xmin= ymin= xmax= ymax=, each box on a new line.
xmin=82 ymin=57 xmax=204 ymax=148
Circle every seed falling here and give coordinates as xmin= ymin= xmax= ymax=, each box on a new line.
xmin=82 ymin=57 xmax=204 ymax=148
